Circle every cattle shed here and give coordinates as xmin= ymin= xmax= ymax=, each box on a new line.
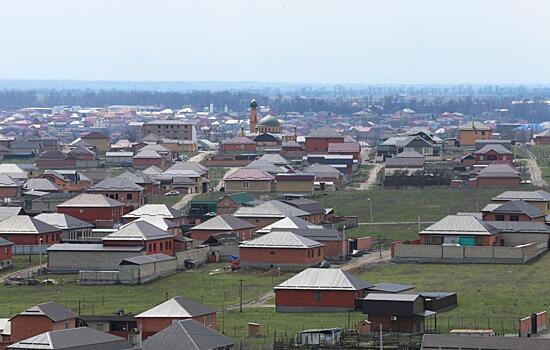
xmin=118 ymin=253 xmax=177 ymax=284
xmin=420 ymin=292 xmax=458 ymax=312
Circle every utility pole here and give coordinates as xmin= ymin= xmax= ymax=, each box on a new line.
xmin=368 ymin=198 xmax=374 ymax=223
xmin=239 ymin=279 xmax=243 ymax=313
xmin=379 ymin=324 xmax=383 ymax=350
xmin=379 ymin=233 xmax=382 ymax=259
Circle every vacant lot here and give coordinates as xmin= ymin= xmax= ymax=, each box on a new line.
xmin=346 ymin=223 xmax=429 ymax=242
xmin=531 ymin=145 xmax=550 ymax=181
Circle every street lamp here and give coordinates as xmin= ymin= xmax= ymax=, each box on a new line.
xmin=367 ymin=198 xmax=373 ymax=223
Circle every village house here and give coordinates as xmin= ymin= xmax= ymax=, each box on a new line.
xmin=377 ymin=136 xmax=439 ymax=160
xmin=102 ymin=221 xmax=174 ymax=256
xmin=116 ymin=171 xmax=160 ymax=196
xmin=223 ymin=168 xmax=274 ymax=193
xmin=481 ymin=200 xmax=546 ymax=222
xmin=327 ymin=142 xmax=361 ymax=166
xmin=40 ymin=170 xmax=92 ymax=192
xmin=304 ymin=163 xmax=344 ymax=189
xmin=120 ymin=216 xmax=182 ymax=237
xmin=81 ymin=131 xmax=110 ymax=152
xmin=56 ymin=193 xmax=124 ymax=228
xmin=303 ymin=154 xmax=355 ymax=176
xmin=87 ymin=177 xmax=144 ymax=210
xmin=0 ymin=238 xmax=13 ymax=269
xmin=287 ymin=228 xmax=347 ymax=260
xmin=133 ymin=149 xmax=166 ymax=170
xmin=274 ymin=268 xmax=373 ymax=312
xmin=0 ymin=164 xmax=28 ymax=181
xmin=233 ymin=200 xmax=311 ymax=230
xmin=281 ymin=141 xmax=305 ymax=160
xmin=137 ymin=319 xmax=234 ymax=350
xmin=34 ymin=213 xmax=94 ymax=243
xmin=220 ymin=136 xmax=256 ymax=154
xmin=105 ymin=151 xmax=134 ymax=166
xmin=23 ymin=178 xmax=62 ymax=193
xmin=492 ymin=190 xmax=550 ymax=214
xmin=473 ymin=144 xmax=513 ymax=164
xmin=9 ymin=302 xmax=77 ymax=343
xmin=122 ymin=204 xmax=184 ymax=225
xmin=384 ymin=150 xmax=425 ymax=176
xmin=470 ymin=163 xmax=521 ymax=187
xmin=305 ymin=128 xmax=345 ymax=153
xmin=0 ymin=174 xmax=21 ymax=198
xmin=239 ymin=230 xmax=325 ymax=270
xmin=135 ymin=296 xmax=217 ymax=339
xmin=419 ymin=215 xmax=499 ymax=246
xmin=274 ymin=173 xmax=315 ymax=194
xmin=142 ymin=120 xmax=196 ymax=142
xmin=7 ymin=327 xmax=130 ymax=350
xmin=256 ymin=216 xmax=323 ymax=234
xmin=459 ymin=121 xmax=492 ymax=146
xmin=282 ymin=198 xmax=331 ymax=224
xmin=534 ymin=129 xmax=550 ymax=145
xmin=0 ymin=215 xmax=61 ymax=247
xmin=188 ymin=214 xmax=256 ymax=241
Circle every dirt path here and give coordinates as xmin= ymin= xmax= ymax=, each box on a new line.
xmin=1 ymin=263 xmax=46 ymax=283
xmin=525 ymin=149 xmax=546 ymax=187
xmin=188 ymin=151 xmax=214 ymax=163
xmin=215 ymin=167 xmax=238 ymax=191
xmin=357 ymin=163 xmax=382 ymax=190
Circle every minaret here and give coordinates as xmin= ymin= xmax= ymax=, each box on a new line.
xmin=249 ymin=99 xmax=258 ymax=133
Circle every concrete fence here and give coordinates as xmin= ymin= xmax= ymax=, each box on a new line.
xmin=14 ymin=245 xmax=49 ymax=255
xmin=176 ymin=246 xmax=210 ymax=269
xmin=392 ymin=242 xmax=547 ymax=264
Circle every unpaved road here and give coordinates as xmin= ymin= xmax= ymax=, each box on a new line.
xmin=525 ymin=148 xmax=546 ymax=187
xmin=357 ymin=163 xmax=382 ymax=190
xmin=1 ymin=263 xmax=46 ymax=283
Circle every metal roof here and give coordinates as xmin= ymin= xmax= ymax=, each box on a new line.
xmin=304 ymin=163 xmax=341 ymax=176
xmin=256 ymin=217 xmax=323 ymax=234
xmin=0 ymin=207 xmax=24 ymax=221
xmin=47 ymin=244 xmax=143 ymax=252
xmin=488 ymin=200 xmax=545 ymax=218
xmin=224 ymin=168 xmax=274 ymax=181
xmin=123 ymin=204 xmax=182 ymax=219
xmin=16 ymin=302 xmax=77 ymax=322
xmin=493 ymin=190 xmax=550 ymax=202
xmin=367 ymin=283 xmax=415 ymax=293
xmin=477 ymin=163 xmax=521 ymax=178
xmin=275 ymin=268 xmax=373 ymax=291
xmin=103 ymin=221 xmax=173 ymax=241
xmin=23 ymin=178 xmax=62 ymax=192
xmin=420 ymin=334 xmax=550 ymax=350
xmin=307 ymin=128 xmax=343 ymax=138
xmin=134 ymin=149 xmax=162 ymax=159
xmin=89 ymin=177 xmax=144 ymax=192
xmin=287 ymin=228 xmax=343 ymax=242
xmin=239 ymin=231 xmax=323 ymax=249
xmin=120 ymin=253 xmax=175 ymax=265
xmin=420 ymin=215 xmax=497 ymax=236
xmin=34 ymin=213 xmax=94 ymax=230
xmin=57 ymin=193 xmax=123 ymax=208
xmin=363 ymin=293 xmax=420 ymax=302
xmin=0 ymin=174 xmax=19 ymax=187
xmin=459 ymin=121 xmax=490 ymax=131
xmin=474 ymin=143 xmax=512 ymax=155
xmin=136 ymin=296 xmax=215 ymax=318
xmin=191 ymin=214 xmax=254 ymax=231
xmin=119 ymin=217 xmax=179 ymax=231
xmin=0 ymin=215 xmax=60 ymax=235
xmin=139 ymin=319 xmax=234 ymax=350
xmin=485 ymin=221 xmax=550 ymax=233
xmin=234 ymin=200 xmax=309 ymax=218
xmin=282 ymin=198 xmax=326 ymax=215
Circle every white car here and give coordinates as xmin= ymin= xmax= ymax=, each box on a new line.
xmin=165 ymin=190 xmax=181 ymax=196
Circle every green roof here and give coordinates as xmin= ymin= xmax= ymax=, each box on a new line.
xmin=227 ymin=192 xmax=255 ymax=204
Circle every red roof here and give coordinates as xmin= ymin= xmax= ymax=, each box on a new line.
xmin=328 ymin=142 xmax=360 ymax=153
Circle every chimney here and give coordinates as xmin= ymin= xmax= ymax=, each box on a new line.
xmin=240 ymin=126 xmax=245 ymax=137
xmin=294 ymin=125 xmax=297 ymax=137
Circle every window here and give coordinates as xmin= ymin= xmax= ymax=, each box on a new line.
xmin=242 ymin=181 xmax=249 ymax=189
xmin=495 ymin=214 xmax=505 ymax=221
xmin=425 ymin=236 xmax=443 ymax=245
xmin=318 ymin=248 xmax=321 ymax=256
xmin=204 ymin=314 xmax=212 ymax=326
xmin=510 ymin=215 xmax=519 ymax=221
xmin=79 ymin=208 xmax=84 ymax=214
xmin=115 ymin=194 xmax=119 ymax=200
xmin=270 ymin=251 xmax=275 ymax=255
xmin=65 ymin=321 xmax=70 ymax=329
xmin=482 ymin=131 xmax=486 ymax=136
xmin=314 ymin=291 xmax=321 ymax=301
xmin=479 ymin=155 xmax=485 ymax=161
xmin=160 ymin=242 xmax=163 ymax=250
xmin=127 ymin=193 xmax=133 ymax=200
xmin=153 ymin=243 xmax=157 ymax=251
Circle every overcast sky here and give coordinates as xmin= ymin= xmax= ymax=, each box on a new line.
xmin=1 ymin=0 xmax=549 ymax=84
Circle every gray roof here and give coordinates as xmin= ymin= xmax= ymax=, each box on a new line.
xmin=134 ymin=149 xmax=162 ymax=159
xmin=166 ymin=161 xmax=208 ymax=175
xmin=287 ymin=228 xmax=343 ymax=242
xmin=385 ymin=155 xmax=425 ymax=167
xmin=142 ymin=166 xmax=163 ymax=175
xmin=256 ymin=216 xmax=323 ymax=234
xmin=34 ymin=213 xmax=94 ymax=230
xmin=16 ymin=302 xmax=77 ymax=322
xmin=119 ymin=217 xmax=179 ymax=231
xmin=117 ymin=171 xmax=153 ymax=185
xmin=239 ymin=231 xmax=323 ymax=249
xmin=395 ymin=150 xmax=425 ymax=158
xmin=307 ymin=128 xmax=343 ymax=138
xmin=363 ymin=293 xmax=420 ymax=302
xmin=420 ymin=334 xmax=550 ymax=350
xmin=303 ymin=163 xmax=341 ymax=176
xmin=258 ymin=153 xmax=288 ymax=165
xmin=477 ymin=163 xmax=520 ymax=178
xmin=485 ymin=221 xmax=550 ymax=233
xmin=245 ymin=160 xmax=288 ymax=174
xmin=459 ymin=121 xmax=490 ymax=131
xmin=103 ymin=221 xmax=173 ymax=241
xmin=123 ymin=204 xmax=182 ymax=220
xmin=275 ymin=268 xmax=373 ymax=291
xmin=23 ymin=178 xmax=62 ymax=192
xmin=0 ymin=216 xmax=60 ymax=235
xmin=138 ymin=319 xmax=234 ymax=350
xmin=136 ymin=296 xmax=215 ymax=318
xmin=120 ymin=253 xmax=175 ymax=265
xmin=474 ymin=143 xmax=512 ymax=155
xmin=488 ymin=200 xmax=545 ymax=218
xmin=57 ymin=194 xmax=123 ymax=208
xmin=0 ymin=164 xmax=28 ymax=179
xmin=367 ymin=283 xmax=415 ymax=293
xmin=7 ymin=327 xmax=128 ymax=350
xmin=89 ymin=177 xmax=144 ymax=192
xmin=282 ymin=198 xmax=326 ymax=215
xmin=47 ymin=244 xmax=143 ymax=252
xmin=234 ymin=200 xmax=309 ymax=218
xmin=191 ymin=214 xmax=254 ymax=231
xmin=0 ymin=174 xmax=19 ymax=187
xmin=493 ymin=190 xmax=550 ymax=202
xmin=0 ymin=207 xmax=24 ymax=221
xmin=420 ymin=215 xmax=498 ymax=236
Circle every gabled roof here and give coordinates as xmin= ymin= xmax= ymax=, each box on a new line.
xmin=275 ymin=268 xmax=372 ymax=290
xmin=420 ymin=334 xmax=550 ymax=350
xmin=328 ymin=142 xmax=360 ymax=153
xmin=119 ymin=216 xmax=179 ymax=232
xmin=303 ymin=163 xmax=341 ymax=176
xmin=136 ymin=296 xmax=215 ymax=318
xmin=395 ymin=150 xmax=424 ymax=158
xmin=0 ymin=174 xmax=19 ymax=187
xmin=493 ymin=190 xmax=550 ymax=202
xmin=133 ymin=149 xmax=162 ymax=159
xmin=287 ymin=228 xmax=343 ymax=242
xmin=139 ymin=319 xmax=234 ymax=350
xmin=0 ymin=216 xmax=60 ymax=235
xmin=88 ymin=177 xmax=144 ymax=192
xmin=23 ymin=178 xmax=62 ymax=192
xmin=117 ymin=171 xmax=153 ymax=185
xmin=69 ymin=145 xmax=96 ymax=156
xmin=103 ymin=221 xmax=173 ymax=241
xmin=57 ymin=193 xmax=123 ymax=208
xmin=123 ymin=204 xmax=182 ymax=220
xmin=14 ymin=302 xmax=76 ymax=322
xmin=34 ymin=213 xmax=94 ymax=230
xmin=82 ymin=131 xmax=109 ymax=139
xmin=140 ymin=144 xmax=169 ymax=153
xmin=487 ymin=200 xmax=545 ymax=218
xmin=459 ymin=121 xmax=490 ymax=131
xmin=7 ymin=327 xmax=128 ymax=350
xmin=257 ymin=153 xmax=288 ymax=165
xmin=256 ymin=216 xmax=323 ymax=234
xmin=474 ymin=144 xmax=512 ymax=155
xmin=477 ymin=163 xmax=520 ymax=178
xmin=142 ymin=166 xmax=164 ymax=176
xmin=166 ymin=162 xmax=208 ymax=175
xmin=234 ymin=200 xmax=309 ymax=218
xmin=282 ymin=198 xmax=326 ymax=215
xmin=307 ymin=128 xmax=343 ymax=138
xmin=224 ymin=168 xmax=274 ymax=181
xmin=420 ymin=215 xmax=497 ymax=236
xmin=239 ymin=230 xmax=322 ymax=249
xmin=191 ymin=214 xmax=255 ymax=231
xmin=0 ymin=164 xmax=28 ymax=179
xmin=226 ymin=192 xmax=255 ymax=205
xmin=0 ymin=207 xmax=24 ymax=221
xmin=222 ymin=136 xmax=255 ymax=145
xmin=485 ymin=221 xmax=550 ymax=233
xmin=246 ymin=160 xmax=288 ymax=174
xmin=202 ymin=232 xmax=241 ymax=246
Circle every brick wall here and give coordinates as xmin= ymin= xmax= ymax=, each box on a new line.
xmin=138 ymin=313 xmax=217 ymax=339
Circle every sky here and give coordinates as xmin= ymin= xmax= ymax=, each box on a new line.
xmin=1 ymin=0 xmax=549 ymax=84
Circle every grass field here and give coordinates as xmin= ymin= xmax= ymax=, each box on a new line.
xmin=1 ymin=255 xmax=43 ymax=277
xmin=531 ymin=145 xmax=550 ymax=181
xmin=208 ymin=167 xmax=229 ymax=189
xmin=346 ymin=223 xmax=429 ymax=242
xmin=148 ymin=193 xmax=184 ymax=207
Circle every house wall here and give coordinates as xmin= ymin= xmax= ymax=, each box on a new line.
xmin=220 ymin=143 xmax=256 ymax=153
xmin=475 ymin=150 xmax=513 ymax=163
xmin=535 ymin=137 xmax=550 ymax=145
xmin=367 ymin=315 xmax=420 ymax=333
xmin=216 ymin=197 xmax=239 ymax=215
xmin=459 ymin=130 xmax=492 ymax=146
xmin=320 ymin=240 xmax=347 ymax=260
xmin=237 ymin=217 xmax=281 ymax=231
xmin=0 ymin=187 xmax=19 ymax=198
xmin=477 ymin=177 xmax=520 ymax=187
xmin=275 ymin=180 xmax=314 ymax=194
xmin=305 ymin=137 xmax=344 ymax=153
xmin=82 ymin=138 xmax=110 ymax=152
xmin=138 ymin=313 xmax=217 ymax=339
xmin=493 ymin=200 xmax=550 ymax=215
xmin=57 ymin=206 xmax=123 ymax=228
xmin=142 ymin=124 xmax=195 ymax=141
xmin=87 ymin=190 xmax=143 ymax=209
xmin=118 ymin=258 xmax=177 ymax=284
xmin=104 ymin=239 xmax=174 ymax=256
xmin=0 ymin=232 xmax=60 ymax=246
xmin=275 ymin=289 xmax=362 ymax=312
xmin=10 ymin=316 xmax=76 ymax=343
xmin=224 ymin=180 xmax=272 ymax=193
xmin=482 ymin=213 xmax=544 ymax=222
xmin=133 ymin=158 xmax=166 ymax=170
xmin=498 ymin=232 xmax=548 ymax=246
xmin=239 ymin=246 xmax=325 ymax=269
xmin=48 ymin=249 xmax=144 ymax=273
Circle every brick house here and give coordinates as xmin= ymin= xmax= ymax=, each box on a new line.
xmin=233 ymin=200 xmax=312 ymax=230
xmin=274 ymin=268 xmax=372 ymax=312
xmin=274 ymin=173 xmax=315 ymax=194
xmin=328 ymin=142 xmax=361 ymax=164
xmin=492 ymin=190 xmax=550 ymax=215
xmin=305 ymin=128 xmax=345 ymax=153
xmin=470 ymin=163 xmax=521 ymax=187
xmin=57 ymin=193 xmax=124 ymax=228
xmin=122 ymin=204 xmax=184 ymax=225
xmin=0 ymin=216 xmax=61 ymax=246
xmin=282 ymin=198 xmax=329 ymax=224
xmin=239 ymin=230 xmax=325 ymax=270
xmin=34 ymin=213 xmax=94 ymax=242
xmin=256 ymin=216 xmax=324 ymax=234
xmin=0 ymin=238 xmax=13 ymax=268
xmin=103 ymin=221 xmax=174 ymax=256
xmin=81 ymin=131 xmax=110 ymax=152
xmin=23 ymin=178 xmax=62 ymax=193
xmin=87 ymin=177 xmax=144 ymax=210
xmin=133 ymin=149 xmax=166 ymax=170
xmin=0 ymin=174 xmax=21 ymax=198
xmin=188 ymin=214 xmax=256 ymax=241
xmin=220 ymin=136 xmax=256 ymax=154
xmin=534 ymin=129 xmax=550 ymax=145
xmin=35 ymin=151 xmax=76 ymax=169
xmin=419 ymin=215 xmax=499 ymax=246
xmin=474 ymin=144 xmax=513 ymax=164
xmin=288 ymin=228 xmax=347 ymax=260
xmin=481 ymin=200 xmax=546 ymax=222
xmin=40 ymin=170 xmax=92 ymax=192
xmin=68 ymin=145 xmax=96 ymax=161
xmin=223 ymin=168 xmax=274 ymax=193
xmin=304 ymin=163 xmax=344 ymax=189
xmin=9 ymin=302 xmax=77 ymax=343
xmin=117 ymin=171 xmax=161 ymax=196
xmin=459 ymin=121 xmax=492 ymax=146
xmin=135 ymin=296 xmax=217 ymax=339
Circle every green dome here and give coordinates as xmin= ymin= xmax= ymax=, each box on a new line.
xmin=257 ymin=115 xmax=280 ymax=127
